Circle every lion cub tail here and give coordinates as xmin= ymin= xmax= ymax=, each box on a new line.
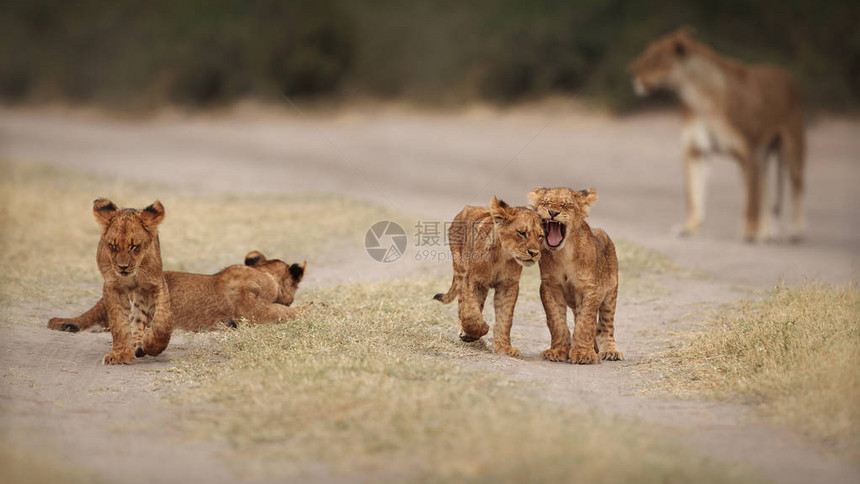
xmin=433 ymin=276 xmax=460 ymax=304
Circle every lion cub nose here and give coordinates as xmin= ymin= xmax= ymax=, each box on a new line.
xmin=548 ymin=210 xmax=560 ymax=218
xmin=528 ymin=249 xmax=539 ymax=257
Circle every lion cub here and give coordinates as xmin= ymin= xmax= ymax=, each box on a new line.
xmin=92 ymin=198 xmax=173 ymax=365
xmin=529 ymin=187 xmax=623 ymax=365
xmin=48 ymin=251 xmax=309 ymax=333
xmin=434 ymin=197 xmax=543 ymax=357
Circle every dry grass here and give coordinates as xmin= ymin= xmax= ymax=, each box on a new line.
xmin=0 ymin=445 xmax=96 ymax=484
xmin=1 ymin=160 xmax=747 ymax=481
xmin=615 ymin=239 xmax=680 ymax=280
xmin=657 ymin=283 xmax=860 ymax=455
xmin=0 ymin=161 xmax=398 ymax=320
xmin=165 ymin=278 xmax=750 ymax=482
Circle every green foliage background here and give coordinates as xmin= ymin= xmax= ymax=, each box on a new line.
xmin=1 ymin=0 xmax=857 ymax=111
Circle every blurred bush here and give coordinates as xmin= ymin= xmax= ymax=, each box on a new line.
xmin=1 ymin=0 xmax=857 ymax=111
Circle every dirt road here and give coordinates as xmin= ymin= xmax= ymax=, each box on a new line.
xmin=1 ymin=105 xmax=858 ymax=482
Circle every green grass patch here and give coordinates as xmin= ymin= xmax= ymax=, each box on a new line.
xmin=656 ymin=283 xmax=860 ymax=455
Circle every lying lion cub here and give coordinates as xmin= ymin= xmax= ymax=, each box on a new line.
xmin=434 ymin=196 xmax=543 ymax=357
xmin=529 ymin=187 xmax=623 ymax=365
xmin=49 ymin=251 xmax=309 ymax=333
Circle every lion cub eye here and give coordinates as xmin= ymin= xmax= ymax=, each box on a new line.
xmin=108 ymin=243 xmax=119 ymax=252
xmin=129 ymin=244 xmax=139 ymax=253
xmin=517 ymin=230 xmax=527 ymax=239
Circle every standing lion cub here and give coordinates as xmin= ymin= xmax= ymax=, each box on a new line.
xmin=92 ymin=198 xmax=174 ymax=365
xmin=434 ymin=197 xmax=543 ymax=357
xmin=529 ymin=187 xmax=622 ymax=364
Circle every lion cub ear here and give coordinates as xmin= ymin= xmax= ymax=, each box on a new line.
xmin=140 ymin=200 xmax=165 ymax=228
xmin=576 ymin=188 xmax=599 ymax=216
xmin=244 ymin=251 xmax=267 ymax=267
xmin=490 ymin=196 xmax=518 ymax=225
xmin=93 ymin=198 xmax=118 ymax=227
xmin=289 ymin=261 xmax=307 ymax=283
xmin=527 ymin=187 xmax=546 ymax=208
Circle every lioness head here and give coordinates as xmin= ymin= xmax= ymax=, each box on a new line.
xmin=628 ymin=27 xmax=695 ymax=96
xmin=489 ymin=196 xmax=543 ymax=266
xmin=244 ymin=251 xmax=306 ymax=306
xmin=528 ymin=187 xmax=598 ymax=251
xmin=93 ymin=198 xmax=165 ymax=278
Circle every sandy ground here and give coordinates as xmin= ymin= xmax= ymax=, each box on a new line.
xmin=0 ymin=105 xmax=858 ymax=483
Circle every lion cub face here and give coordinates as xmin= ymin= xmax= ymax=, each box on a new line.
xmin=244 ymin=251 xmax=306 ymax=306
xmin=490 ymin=197 xmax=543 ymax=266
xmin=528 ymin=187 xmax=598 ymax=251
xmin=93 ymin=198 xmax=164 ymax=278
xmin=628 ymin=27 xmax=693 ymax=96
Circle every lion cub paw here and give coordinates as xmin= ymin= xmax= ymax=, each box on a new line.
xmin=570 ymin=348 xmax=600 ymax=365
xmin=102 ymin=350 xmax=134 ymax=365
xmin=494 ymin=342 xmax=521 ymax=358
xmin=540 ymin=347 xmax=570 ymax=362
xmin=599 ymin=349 xmax=624 ymax=361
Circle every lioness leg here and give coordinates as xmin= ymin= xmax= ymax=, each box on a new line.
xmin=457 ymin=283 xmax=489 ymax=342
xmin=48 ymin=299 xmax=108 ymax=332
xmin=142 ymin=282 xmax=173 ymax=357
xmin=492 ymin=282 xmax=521 ymax=358
xmin=678 ymin=146 xmax=708 ymax=236
xmin=741 ymin=155 xmax=764 ymax=242
xmin=570 ymin=292 xmax=601 ymax=365
xmin=539 ymin=282 xmax=570 ymax=361
xmin=103 ymin=290 xmax=134 ymax=365
xmin=782 ymin=122 xmax=806 ymax=241
xmin=595 ymin=286 xmax=623 ymax=361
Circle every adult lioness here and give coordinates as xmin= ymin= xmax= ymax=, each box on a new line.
xmin=529 ymin=187 xmax=622 ymax=365
xmin=92 ymin=198 xmax=173 ymax=365
xmin=434 ymin=197 xmax=543 ymax=357
xmin=629 ymin=27 xmax=805 ymax=242
xmin=48 ymin=251 xmax=309 ymax=333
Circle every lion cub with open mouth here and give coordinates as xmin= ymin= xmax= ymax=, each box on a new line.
xmin=529 ymin=187 xmax=623 ymax=364
xmin=434 ymin=196 xmax=543 ymax=357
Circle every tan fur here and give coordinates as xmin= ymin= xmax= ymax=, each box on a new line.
xmin=434 ymin=197 xmax=543 ymax=358
xmin=91 ymin=198 xmax=173 ymax=365
xmin=528 ymin=187 xmax=622 ymax=365
xmin=629 ymin=27 xmax=806 ymax=242
xmin=48 ymin=251 xmax=309 ymax=333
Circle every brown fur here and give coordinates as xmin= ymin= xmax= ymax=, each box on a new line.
xmin=528 ymin=187 xmax=622 ymax=365
xmin=434 ymin=197 xmax=543 ymax=357
xmin=91 ymin=198 xmax=173 ymax=365
xmin=48 ymin=251 xmax=309 ymax=333
xmin=629 ymin=27 xmax=805 ymax=242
